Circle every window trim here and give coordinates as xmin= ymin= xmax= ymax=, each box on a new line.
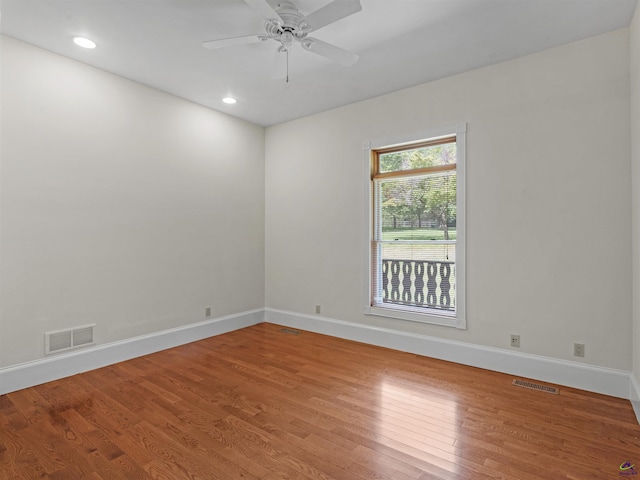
xmin=362 ymin=124 xmax=466 ymax=329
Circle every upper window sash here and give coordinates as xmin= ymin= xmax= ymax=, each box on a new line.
xmin=373 ymin=135 xmax=457 ymax=178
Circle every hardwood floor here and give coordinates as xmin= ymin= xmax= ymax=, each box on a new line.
xmin=1 ymin=323 xmax=639 ymax=479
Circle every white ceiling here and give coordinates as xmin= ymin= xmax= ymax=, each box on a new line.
xmin=1 ymin=0 xmax=637 ymax=126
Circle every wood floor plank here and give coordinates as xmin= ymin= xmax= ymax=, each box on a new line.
xmin=1 ymin=322 xmax=639 ymax=479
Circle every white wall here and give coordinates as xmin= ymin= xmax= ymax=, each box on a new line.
xmin=265 ymin=29 xmax=632 ymax=371
xmin=1 ymin=25 xmax=634 ymax=386
xmin=0 ymin=36 xmax=265 ymax=368
xmin=631 ymin=6 xmax=640 ymax=389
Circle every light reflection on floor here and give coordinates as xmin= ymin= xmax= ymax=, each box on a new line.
xmin=377 ymin=377 xmax=461 ymax=475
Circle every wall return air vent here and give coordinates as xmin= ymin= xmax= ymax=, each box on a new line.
xmin=45 ymin=325 xmax=95 ymax=355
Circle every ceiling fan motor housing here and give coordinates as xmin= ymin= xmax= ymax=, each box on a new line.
xmin=266 ymin=1 xmax=310 ymax=42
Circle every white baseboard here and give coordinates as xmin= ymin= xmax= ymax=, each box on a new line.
xmin=2 ymin=306 xmax=637 ymax=421
xmin=265 ymin=308 xmax=633 ymax=401
xmin=631 ymin=374 xmax=640 ymax=424
xmin=0 ymin=309 xmax=264 ymax=395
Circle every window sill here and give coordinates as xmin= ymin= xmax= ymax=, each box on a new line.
xmin=365 ymin=304 xmax=465 ymax=329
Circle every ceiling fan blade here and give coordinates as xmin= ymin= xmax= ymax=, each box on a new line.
xmin=244 ymin=0 xmax=283 ymax=21
xmin=304 ymin=0 xmax=362 ymax=32
xmin=202 ymin=34 xmax=263 ymax=49
xmin=301 ymin=37 xmax=358 ymax=66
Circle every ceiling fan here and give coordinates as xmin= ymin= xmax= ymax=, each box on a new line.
xmin=203 ymin=0 xmax=362 ymax=78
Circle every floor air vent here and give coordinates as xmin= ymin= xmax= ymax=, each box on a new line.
xmin=280 ymin=328 xmax=301 ymax=335
xmin=45 ymin=325 xmax=95 ymax=355
xmin=512 ymin=379 xmax=559 ymax=395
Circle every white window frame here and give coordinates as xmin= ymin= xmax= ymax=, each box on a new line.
xmin=363 ymin=124 xmax=466 ymax=329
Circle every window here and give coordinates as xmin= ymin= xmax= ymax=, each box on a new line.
xmin=365 ymin=125 xmax=466 ymax=328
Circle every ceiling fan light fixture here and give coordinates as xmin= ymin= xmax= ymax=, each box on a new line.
xmin=73 ymin=37 xmax=96 ymax=49
xmin=280 ymin=31 xmax=294 ymax=48
xmin=222 ymin=97 xmax=237 ymax=104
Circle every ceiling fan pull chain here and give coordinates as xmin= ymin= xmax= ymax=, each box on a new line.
xmin=286 ymin=48 xmax=290 ymax=83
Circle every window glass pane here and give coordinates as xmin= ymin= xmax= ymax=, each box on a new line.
xmin=374 ymin=169 xmax=457 ymax=312
xmin=379 ymin=142 xmax=456 ymax=174
xmin=379 ymin=172 xmax=457 ymax=241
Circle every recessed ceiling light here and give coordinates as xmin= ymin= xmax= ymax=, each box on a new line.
xmin=222 ymin=97 xmax=237 ymax=104
xmin=73 ymin=37 xmax=96 ymax=49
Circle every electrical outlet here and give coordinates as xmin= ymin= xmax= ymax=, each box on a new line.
xmin=315 ymin=304 xmax=321 ymax=314
xmin=574 ymin=343 xmax=585 ymax=357
xmin=205 ymin=306 xmax=212 ymax=317
xmin=510 ymin=334 xmax=520 ymax=348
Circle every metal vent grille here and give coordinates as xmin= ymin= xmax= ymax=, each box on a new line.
xmin=48 ymin=331 xmax=72 ymax=352
xmin=72 ymin=326 xmax=94 ymax=346
xmin=280 ymin=328 xmax=301 ymax=335
xmin=45 ymin=325 xmax=95 ymax=355
xmin=512 ymin=379 xmax=559 ymax=395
